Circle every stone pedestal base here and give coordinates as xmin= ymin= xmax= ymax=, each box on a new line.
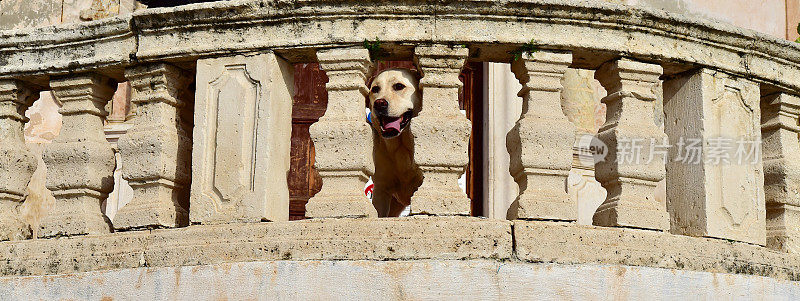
xmin=0 ymin=201 xmax=31 ymax=241
xmin=306 ymin=118 xmax=376 ymax=218
xmin=38 ymin=194 xmax=111 ymax=238
xmin=305 ymin=175 xmax=377 ymax=218
xmin=767 ymin=203 xmax=800 ymax=253
xmin=410 ymin=170 xmax=471 ymax=216
xmin=509 ymin=171 xmax=574 ymax=221
xmin=113 ymin=183 xmax=188 ymax=230
xmin=593 ymin=179 xmax=669 ymax=230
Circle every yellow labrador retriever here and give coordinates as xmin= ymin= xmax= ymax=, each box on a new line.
xmin=368 ymin=68 xmax=423 ymax=217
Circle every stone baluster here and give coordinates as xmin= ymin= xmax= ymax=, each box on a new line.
xmin=409 ymin=45 xmax=471 ymax=215
xmin=114 ymin=64 xmax=192 ymax=230
xmin=0 ymin=80 xmax=39 ymax=240
xmin=507 ymin=51 xmax=575 ymax=220
xmin=761 ymin=92 xmax=799 ymax=252
xmin=39 ymin=74 xmax=117 ymax=237
xmin=305 ymin=48 xmax=377 ymax=218
xmin=663 ymin=69 xmax=764 ymax=245
xmin=593 ymin=59 xmax=669 ymax=230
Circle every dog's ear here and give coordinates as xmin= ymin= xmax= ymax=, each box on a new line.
xmin=366 ymin=64 xmax=382 ymax=89
xmin=409 ymin=70 xmax=421 ymax=84
xmin=366 ymin=73 xmax=375 ymax=89
xmin=365 ymin=71 xmax=376 ymax=109
xmin=367 ymin=63 xmax=378 ymax=80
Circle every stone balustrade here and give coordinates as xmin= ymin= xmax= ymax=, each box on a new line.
xmin=0 ymin=0 xmax=799 ymax=282
xmin=39 ymin=74 xmax=117 ymax=238
xmin=507 ymin=50 xmax=575 ymax=220
xmin=0 ymin=80 xmax=39 ymax=241
xmin=762 ymin=92 xmax=800 ymax=252
xmin=114 ymin=63 xmax=193 ymax=230
xmin=409 ymin=45 xmax=472 ymax=215
xmin=305 ymin=48 xmax=376 ymax=218
xmin=594 ymin=59 xmax=670 ymax=230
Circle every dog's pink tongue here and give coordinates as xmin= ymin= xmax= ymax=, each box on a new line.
xmin=383 ymin=117 xmax=403 ymax=132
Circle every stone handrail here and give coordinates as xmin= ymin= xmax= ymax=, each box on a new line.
xmin=0 ymin=0 xmax=799 ymax=279
xmin=2 ymin=0 xmax=800 ymax=91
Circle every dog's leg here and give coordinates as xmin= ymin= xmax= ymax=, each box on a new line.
xmin=372 ymin=186 xmax=393 ymax=217
xmin=387 ymin=199 xmax=408 ymax=217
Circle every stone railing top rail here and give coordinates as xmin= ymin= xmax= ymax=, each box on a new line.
xmin=1 ymin=0 xmax=799 ymax=92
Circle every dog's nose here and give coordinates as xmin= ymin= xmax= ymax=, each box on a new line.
xmin=374 ymin=99 xmax=388 ymax=114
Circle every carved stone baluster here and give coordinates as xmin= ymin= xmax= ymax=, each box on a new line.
xmin=664 ymin=69 xmax=765 ymax=245
xmin=507 ymin=51 xmax=575 ymax=220
xmin=0 ymin=80 xmax=39 ymax=240
xmin=114 ymin=64 xmax=191 ymax=230
xmin=762 ymin=92 xmax=800 ymax=252
xmin=409 ymin=45 xmax=471 ymax=215
xmin=305 ymin=48 xmax=377 ymax=218
xmin=39 ymin=74 xmax=116 ymax=237
xmin=593 ymin=59 xmax=669 ymax=230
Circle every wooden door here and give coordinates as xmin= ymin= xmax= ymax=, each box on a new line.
xmin=288 ymin=63 xmax=327 ymax=220
xmin=288 ymin=62 xmax=484 ymax=219
xmin=460 ymin=63 xmax=485 ymax=216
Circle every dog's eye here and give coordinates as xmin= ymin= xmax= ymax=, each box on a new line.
xmin=371 ymin=86 xmax=381 ymax=94
xmin=393 ymin=83 xmax=405 ymax=91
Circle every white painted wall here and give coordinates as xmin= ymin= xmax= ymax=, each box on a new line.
xmin=622 ymin=0 xmax=788 ymax=39
xmin=484 ymin=63 xmax=523 ymax=218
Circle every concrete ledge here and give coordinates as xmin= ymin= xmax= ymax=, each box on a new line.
xmin=4 ymin=218 xmax=800 ymax=281
xmin=0 ymin=217 xmax=512 ymax=276
xmin=514 ymin=221 xmax=800 ymax=281
xmin=0 ymin=16 xmax=135 ymax=81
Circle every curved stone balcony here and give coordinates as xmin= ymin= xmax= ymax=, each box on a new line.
xmin=1 ymin=0 xmax=800 ymax=298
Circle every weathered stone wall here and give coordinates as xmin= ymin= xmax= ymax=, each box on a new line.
xmin=2 ymin=260 xmax=799 ymax=300
xmin=616 ymin=0 xmax=793 ymax=39
xmin=791 ymin=0 xmax=800 ymax=40
xmin=0 ymin=0 xmax=140 ymax=30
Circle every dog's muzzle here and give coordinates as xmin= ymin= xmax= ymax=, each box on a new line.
xmin=378 ymin=110 xmax=413 ymax=138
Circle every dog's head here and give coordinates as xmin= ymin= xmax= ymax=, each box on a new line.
xmin=368 ymin=68 xmax=420 ymax=138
